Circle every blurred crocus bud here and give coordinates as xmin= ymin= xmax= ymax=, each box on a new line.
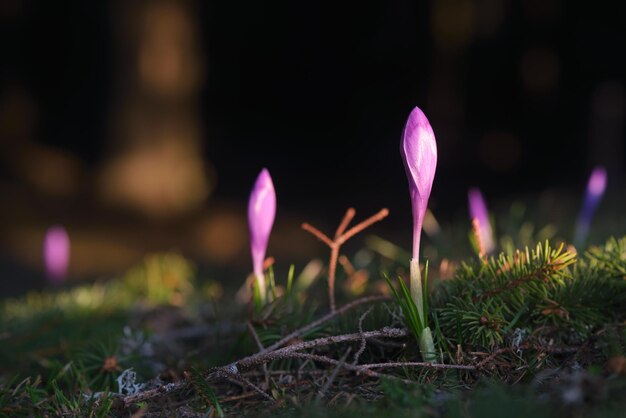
xmin=401 ymin=106 xmax=437 ymax=322
xmin=43 ymin=225 xmax=70 ymax=284
xmin=400 ymin=106 xmax=438 ymax=261
xmin=468 ymin=187 xmax=495 ymax=255
xmin=247 ymin=168 xmax=276 ymax=302
xmin=574 ymin=166 xmax=607 ymax=248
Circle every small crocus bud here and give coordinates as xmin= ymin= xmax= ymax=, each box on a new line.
xmin=247 ymin=168 xmax=276 ymax=303
xmin=400 ymin=106 xmax=437 ymax=322
xmin=43 ymin=225 xmax=70 ymax=284
xmin=574 ymin=166 xmax=607 ymax=248
xmin=468 ymin=187 xmax=495 ymax=256
xmin=401 ymin=107 xmax=438 ymax=261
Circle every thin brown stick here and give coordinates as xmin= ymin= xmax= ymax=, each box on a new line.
xmin=328 ymin=246 xmax=340 ymax=310
xmin=262 ymin=295 xmax=390 ymax=353
xmin=247 ymin=321 xmax=264 ymax=351
xmin=302 ymin=207 xmax=389 ymax=311
xmin=291 ymin=353 xmax=416 ymax=385
xmin=236 ymin=327 xmax=408 ymax=370
xmin=361 ymin=361 xmax=476 ymax=371
xmin=247 ymin=321 xmax=270 ymax=387
xmin=302 ymin=223 xmax=334 ymax=248
xmin=317 ymin=348 xmax=352 ymax=401
xmin=338 ymin=208 xmax=389 ymax=244
xmin=352 ymin=306 xmax=374 ymax=365
xmin=335 ymin=208 xmax=356 ymax=239
xmin=225 ymin=371 xmax=274 ymax=402
xmin=241 ymin=369 xmax=331 ymax=378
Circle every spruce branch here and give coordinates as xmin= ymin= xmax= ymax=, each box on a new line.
xmin=435 ymin=238 xmax=626 ymax=348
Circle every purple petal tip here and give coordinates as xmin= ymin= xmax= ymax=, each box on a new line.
xmin=588 ymin=166 xmax=607 ymax=197
xmin=468 ymin=188 xmax=488 ymax=222
xmin=401 ymin=107 xmax=438 ymax=199
xmin=248 ymin=168 xmax=277 ymax=277
xmin=43 ymin=225 xmax=70 ymax=284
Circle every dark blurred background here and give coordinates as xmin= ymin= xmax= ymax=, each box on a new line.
xmin=0 ymin=0 xmax=625 ymax=293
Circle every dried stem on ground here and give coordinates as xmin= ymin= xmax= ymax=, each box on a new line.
xmin=360 ymin=361 xmax=475 ymax=371
xmin=122 ymin=295 xmax=390 ymax=407
xmin=290 ymin=353 xmax=476 ymax=385
xmin=302 ymin=207 xmax=389 ymax=311
xmin=122 ymin=320 xmax=580 ymax=410
xmin=224 ymin=371 xmax=274 ymax=402
xmin=262 ymin=295 xmax=390 ymax=353
xmin=291 ymin=352 xmax=417 ymax=385
xmin=352 ymin=306 xmax=374 ymax=365
xmin=247 ymin=321 xmax=270 ymax=386
xmin=247 ymin=321 xmax=265 ymax=351
xmin=123 ymin=293 xmax=576 ymax=410
xmin=235 ymin=328 xmax=408 ymax=370
xmin=122 ymin=327 xmax=409 ymax=407
xmin=316 ymin=348 xmax=352 ymax=401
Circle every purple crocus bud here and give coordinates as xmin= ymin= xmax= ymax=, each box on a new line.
xmin=43 ymin=225 xmax=70 ymax=284
xmin=400 ymin=106 xmax=437 ymax=327
xmin=401 ymin=106 xmax=438 ymax=261
xmin=468 ymin=187 xmax=495 ymax=255
xmin=574 ymin=166 xmax=607 ymax=248
xmin=247 ymin=168 xmax=276 ymax=303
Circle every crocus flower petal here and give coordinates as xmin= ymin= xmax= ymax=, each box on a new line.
xmin=248 ymin=168 xmax=276 ymax=277
xmin=400 ymin=106 xmax=438 ymax=259
xmin=574 ymin=166 xmax=607 ymax=247
xmin=587 ymin=167 xmax=607 ymax=199
xmin=43 ymin=225 xmax=70 ymax=284
xmin=468 ymin=187 xmax=495 ymax=254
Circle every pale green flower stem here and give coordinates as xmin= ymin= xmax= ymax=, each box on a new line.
xmin=255 ymin=273 xmax=266 ymax=305
xmin=410 ymin=259 xmax=424 ymax=322
xmin=410 ymin=258 xmax=436 ymax=363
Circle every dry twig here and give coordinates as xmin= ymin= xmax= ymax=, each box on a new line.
xmin=247 ymin=321 xmax=264 ymax=351
xmin=360 ymin=361 xmax=475 ymax=371
xmin=291 ymin=353 xmax=416 ymax=385
xmin=353 ymin=306 xmax=374 ymax=365
xmin=262 ymin=295 xmax=390 ymax=353
xmin=247 ymin=321 xmax=270 ymax=387
xmin=122 ymin=297 xmax=405 ymax=408
xmin=235 ymin=328 xmax=408 ymax=370
xmin=224 ymin=370 xmax=274 ymax=402
xmin=302 ymin=208 xmax=389 ymax=311
xmin=317 ymin=348 xmax=352 ymax=401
